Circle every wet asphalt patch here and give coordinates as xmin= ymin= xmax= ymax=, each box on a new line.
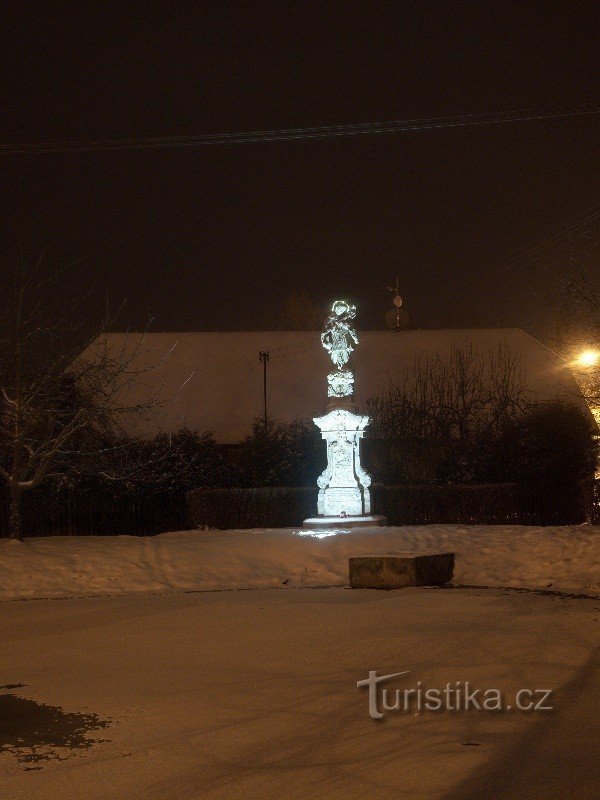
xmin=0 ymin=690 xmax=110 ymax=764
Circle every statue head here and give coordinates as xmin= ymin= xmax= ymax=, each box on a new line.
xmin=330 ymin=300 xmax=356 ymax=319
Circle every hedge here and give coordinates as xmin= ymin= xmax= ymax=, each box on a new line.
xmin=187 ymin=486 xmax=316 ymax=530
xmin=2 ymin=479 xmax=596 ymax=538
xmin=0 ymin=484 xmax=187 ymax=538
xmin=187 ymin=480 xmax=596 ymax=530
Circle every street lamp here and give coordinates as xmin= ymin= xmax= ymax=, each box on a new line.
xmin=576 ymin=349 xmax=600 ymax=368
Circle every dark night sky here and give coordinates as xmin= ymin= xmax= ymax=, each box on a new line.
xmin=1 ymin=3 xmax=599 ymax=335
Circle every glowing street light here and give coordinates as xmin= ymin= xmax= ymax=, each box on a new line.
xmin=576 ymin=349 xmax=600 ymax=368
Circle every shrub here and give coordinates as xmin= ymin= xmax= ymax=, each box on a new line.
xmin=186 ymin=481 xmax=592 ymax=530
xmin=187 ymin=486 xmax=317 ymax=529
xmin=366 ymin=344 xmax=526 ymax=483
xmin=366 ymin=344 xmax=597 ymax=486
xmin=234 ymin=419 xmax=325 ymax=488
xmin=483 ymin=402 xmax=598 ymax=485
xmin=129 ymin=429 xmax=236 ymax=491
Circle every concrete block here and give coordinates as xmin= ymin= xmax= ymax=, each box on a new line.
xmin=349 ymin=551 xmax=455 ymax=589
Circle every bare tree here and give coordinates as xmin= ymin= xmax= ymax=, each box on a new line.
xmin=367 ymin=344 xmax=526 ymax=482
xmin=0 ymin=257 xmax=157 ymax=540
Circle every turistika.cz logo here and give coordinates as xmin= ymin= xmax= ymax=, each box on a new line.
xmin=357 ymin=671 xmax=554 ymax=719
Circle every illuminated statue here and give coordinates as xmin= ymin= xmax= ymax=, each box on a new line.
xmin=321 ymin=300 xmax=359 ymax=369
xmin=327 ymin=370 xmax=354 ymax=398
xmin=312 ymin=408 xmax=372 ymax=517
xmin=303 ymin=299 xmax=386 ymax=528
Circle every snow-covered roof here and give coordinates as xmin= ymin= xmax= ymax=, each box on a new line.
xmin=79 ymin=329 xmax=589 ymax=443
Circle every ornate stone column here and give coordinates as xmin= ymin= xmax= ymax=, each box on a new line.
xmin=303 ymin=300 xmax=386 ymax=529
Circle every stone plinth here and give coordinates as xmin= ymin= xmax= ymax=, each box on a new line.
xmin=349 ymin=552 xmax=455 ymax=589
xmin=313 ymin=407 xmax=371 ymax=517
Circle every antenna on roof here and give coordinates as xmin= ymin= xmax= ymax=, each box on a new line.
xmin=386 ymin=276 xmax=404 ymax=331
xmin=259 ymin=351 xmax=269 ymax=425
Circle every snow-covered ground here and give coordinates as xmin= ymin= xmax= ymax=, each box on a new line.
xmin=1 ymin=523 xmax=599 ymax=600
xmin=2 ymin=528 xmax=599 ymax=797
xmin=1 ymin=587 xmax=599 ymax=799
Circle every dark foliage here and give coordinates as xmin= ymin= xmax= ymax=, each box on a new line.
xmin=187 ymin=481 xmax=594 ymax=530
xmin=368 ymin=395 xmax=597 ymax=486
xmin=110 ymin=429 xmax=236 ymax=492
xmin=0 ymin=428 xmax=229 ymax=537
xmin=482 ymin=402 xmax=598 ymax=485
xmin=233 ymin=419 xmax=325 ymax=488
xmin=0 ymin=480 xmax=185 ymax=537
xmin=366 ymin=344 xmax=527 ymax=483
xmin=187 ymin=486 xmax=317 ymax=530
xmin=3 ymin=386 xmax=597 ymax=535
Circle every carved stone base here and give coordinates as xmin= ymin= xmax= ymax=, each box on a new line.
xmin=314 ymin=407 xmax=372 ymax=517
xmin=318 ymin=486 xmax=366 ymax=517
xmin=302 ymin=514 xmax=388 ymax=529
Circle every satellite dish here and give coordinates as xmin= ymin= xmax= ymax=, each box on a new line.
xmin=387 ymin=276 xmax=408 ymax=329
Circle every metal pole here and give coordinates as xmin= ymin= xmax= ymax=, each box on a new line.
xmin=259 ymin=351 xmax=269 ymax=425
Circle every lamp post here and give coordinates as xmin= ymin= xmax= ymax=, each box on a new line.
xmin=571 ymin=348 xmax=600 ymax=479
xmin=571 ymin=348 xmax=599 ymax=425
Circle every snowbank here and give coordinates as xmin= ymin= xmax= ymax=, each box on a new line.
xmin=1 ymin=524 xmax=599 ymax=601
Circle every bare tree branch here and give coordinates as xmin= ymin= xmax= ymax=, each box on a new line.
xmin=0 ymin=255 xmax=167 ymax=538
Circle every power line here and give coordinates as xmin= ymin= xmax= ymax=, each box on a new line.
xmin=1 ymin=104 xmax=599 ymax=155
xmin=506 ymin=201 xmax=600 ymax=264
xmin=498 ymin=200 xmax=600 ymax=272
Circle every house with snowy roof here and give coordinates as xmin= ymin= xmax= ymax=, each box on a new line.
xmin=78 ymin=329 xmax=593 ymax=443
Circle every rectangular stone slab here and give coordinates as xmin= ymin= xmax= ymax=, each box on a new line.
xmin=349 ymin=552 xmax=455 ymax=589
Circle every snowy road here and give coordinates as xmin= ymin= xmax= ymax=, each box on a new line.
xmin=1 ymin=587 xmax=599 ymax=799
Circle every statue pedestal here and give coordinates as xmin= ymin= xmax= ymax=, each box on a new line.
xmin=302 ymin=514 xmax=387 ymax=530
xmin=303 ymin=407 xmax=387 ymax=529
